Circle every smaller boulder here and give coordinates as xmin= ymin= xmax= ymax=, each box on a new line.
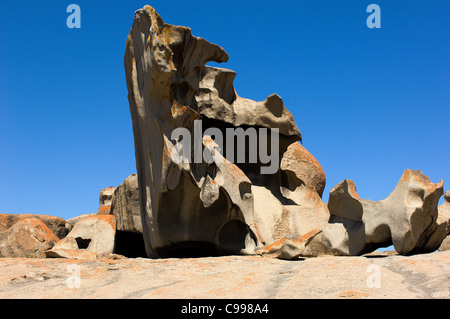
xmin=62 ymin=215 xmax=116 ymax=255
xmin=0 ymin=217 xmax=59 ymax=258
xmin=110 ymin=174 xmax=142 ymax=233
xmin=257 ymin=229 xmax=321 ymax=260
xmin=98 ymin=186 xmax=116 ymax=214
xmin=438 ymin=235 xmax=450 ymax=252
xmin=45 ymin=249 xmax=98 ymax=260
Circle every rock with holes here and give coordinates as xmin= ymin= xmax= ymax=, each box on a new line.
xmin=322 ymin=170 xmax=444 ymax=256
xmin=0 ymin=217 xmax=59 ymax=258
xmin=125 ymin=6 xmax=328 ymax=258
xmin=52 ymin=215 xmax=116 ymax=255
xmin=98 ymin=187 xmax=116 ymax=214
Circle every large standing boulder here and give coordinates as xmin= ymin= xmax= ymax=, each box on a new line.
xmin=322 ymin=170 xmax=444 ymax=256
xmin=109 ymin=174 xmax=147 ymax=258
xmin=0 ymin=217 xmax=59 ymax=258
xmin=124 ymin=6 xmax=328 ymax=258
xmin=110 ymin=174 xmax=142 ymax=233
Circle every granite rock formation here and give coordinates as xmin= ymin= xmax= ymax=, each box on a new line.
xmin=124 ymin=5 xmax=328 ymax=258
xmin=436 ymin=192 xmax=450 ymax=251
xmin=98 ymin=187 xmax=116 ymax=214
xmin=322 ymin=170 xmax=444 ymax=256
xmin=0 ymin=217 xmax=59 ymax=258
xmin=110 ymin=174 xmax=142 ymax=234
xmin=0 ymin=214 xmax=72 ymax=240
xmin=46 ymin=215 xmax=116 ymax=258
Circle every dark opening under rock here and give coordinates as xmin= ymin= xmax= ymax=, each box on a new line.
xmin=113 ymin=231 xmax=147 ymax=258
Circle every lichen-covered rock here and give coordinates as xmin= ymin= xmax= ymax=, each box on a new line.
xmin=257 ymin=229 xmax=322 ymax=260
xmin=98 ymin=187 xmax=116 ymax=214
xmin=58 ymin=215 xmax=116 ymax=255
xmin=0 ymin=217 xmax=59 ymax=258
xmin=280 ymin=142 xmax=326 ymax=198
xmin=322 ymin=170 xmax=444 ymax=256
xmin=124 ymin=6 xmax=328 ymax=258
xmin=0 ymin=214 xmax=72 ymax=240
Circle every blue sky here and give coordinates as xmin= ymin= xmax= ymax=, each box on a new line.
xmin=1 ymin=1 xmax=449 ymax=220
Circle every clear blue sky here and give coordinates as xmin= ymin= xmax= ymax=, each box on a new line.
xmin=1 ymin=1 xmax=449 ymax=220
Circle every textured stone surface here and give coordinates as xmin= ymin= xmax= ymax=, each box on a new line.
xmin=110 ymin=174 xmax=142 ymax=233
xmin=437 ymin=193 xmax=450 ymax=252
xmin=0 ymin=214 xmax=72 ymax=240
xmin=280 ymin=142 xmax=326 ymax=198
xmin=48 ymin=215 xmax=116 ymax=255
xmin=66 ymin=213 xmax=97 ymax=226
xmin=0 ymin=217 xmax=59 ymax=258
xmin=0 ymin=251 xmax=448 ymax=299
xmin=257 ymin=229 xmax=322 ymax=260
xmin=439 ymin=235 xmax=450 ymax=251
xmin=323 ymin=170 xmax=444 ymax=256
xmin=98 ymin=187 xmax=116 ymax=214
xmin=124 ymin=5 xmax=328 ymax=258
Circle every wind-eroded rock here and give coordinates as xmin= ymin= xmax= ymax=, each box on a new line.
xmin=437 ymin=192 xmax=450 ymax=251
xmin=0 ymin=217 xmax=59 ymax=258
xmin=0 ymin=214 xmax=72 ymax=240
xmin=47 ymin=215 xmax=116 ymax=256
xmin=124 ymin=5 xmax=328 ymax=258
xmin=1 ymin=251 xmax=449 ymax=299
xmin=110 ymin=174 xmax=142 ymax=234
xmin=98 ymin=187 xmax=116 ymax=214
xmin=323 ymin=170 xmax=444 ymax=256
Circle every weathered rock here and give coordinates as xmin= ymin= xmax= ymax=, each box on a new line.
xmin=280 ymin=142 xmax=326 ymax=198
xmin=0 ymin=217 xmax=59 ymax=258
xmin=45 ymin=248 xmax=99 ymax=260
xmin=257 ymin=229 xmax=321 ymax=260
xmin=436 ymin=192 xmax=450 ymax=251
xmin=1 ymin=251 xmax=449 ymax=299
xmin=301 ymin=231 xmax=334 ymax=257
xmin=417 ymin=190 xmax=450 ymax=252
xmin=251 ymin=183 xmax=329 ymax=250
xmin=66 ymin=213 xmax=97 ymax=226
xmin=60 ymin=215 xmax=116 ymax=255
xmin=98 ymin=187 xmax=116 ymax=214
xmin=322 ymin=170 xmax=444 ymax=256
xmin=196 ymin=67 xmax=302 ymax=139
xmin=49 ymin=236 xmax=79 ymax=250
xmin=439 ymin=235 xmax=450 ymax=251
xmin=0 ymin=214 xmax=72 ymax=240
xmin=124 ymin=6 xmax=328 ymax=258
xmin=110 ymin=174 xmax=142 ymax=233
